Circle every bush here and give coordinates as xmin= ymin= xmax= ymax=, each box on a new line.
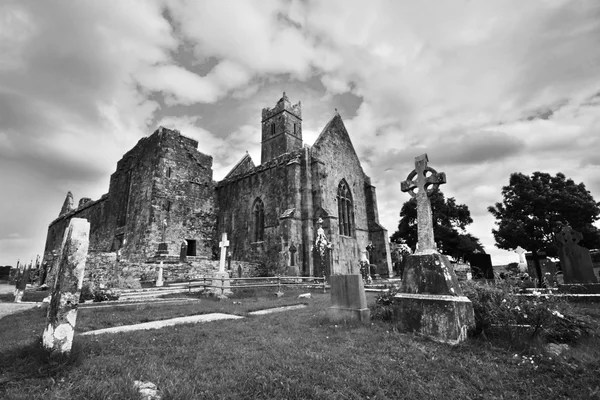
xmin=93 ymin=289 xmax=120 ymax=302
xmin=107 ymin=275 xmax=142 ymax=290
xmin=79 ymin=283 xmax=95 ymax=302
xmin=461 ymin=280 xmax=592 ymax=345
xmin=370 ymin=286 xmax=401 ymax=322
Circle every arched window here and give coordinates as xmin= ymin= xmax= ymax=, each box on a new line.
xmin=252 ymin=198 xmax=265 ymax=242
xmin=337 ymin=180 xmax=354 ymax=236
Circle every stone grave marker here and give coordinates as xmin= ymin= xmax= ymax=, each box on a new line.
xmin=156 ymin=262 xmax=164 ymax=287
xmin=180 ymin=241 xmax=187 ymax=262
xmin=514 ymin=246 xmax=528 ymax=273
xmin=394 ymin=153 xmax=475 ymax=345
xmin=212 ymin=232 xmax=232 ymax=297
xmin=42 ymin=218 xmax=90 ymax=354
xmin=329 ymin=274 xmax=370 ymax=322
xmin=556 ymin=225 xmax=598 ymax=284
xmin=13 ymin=262 xmax=28 ymax=302
xmin=465 ymin=252 xmax=494 ymax=280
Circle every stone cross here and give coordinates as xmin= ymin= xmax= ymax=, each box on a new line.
xmin=514 ymin=246 xmax=526 ymax=263
xmin=219 ymin=232 xmax=230 ymax=273
xmin=401 ymin=153 xmax=446 ymax=254
xmin=42 ymin=218 xmax=90 ymax=355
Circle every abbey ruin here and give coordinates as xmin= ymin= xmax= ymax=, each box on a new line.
xmin=41 ymin=93 xmax=392 ymax=285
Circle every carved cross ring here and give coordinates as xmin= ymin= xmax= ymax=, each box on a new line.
xmin=401 ymin=167 xmax=446 ymax=198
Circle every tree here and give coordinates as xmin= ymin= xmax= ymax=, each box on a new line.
xmin=488 ymin=171 xmax=600 ymax=282
xmin=391 ymin=189 xmax=484 ymax=261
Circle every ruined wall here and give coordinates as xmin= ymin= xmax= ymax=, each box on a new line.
xmin=84 ymin=251 xmax=261 ymax=287
xmin=216 ymin=151 xmax=305 ymax=275
xmin=43 ymin=195 xmax=111 ymax=284
xmin=42 ymin=127 xmax=217 ymax=285
xmin=147 ymin=129 xmax=216 ymax=261
xmin=311 ymin=115 xmax=390 ymax=275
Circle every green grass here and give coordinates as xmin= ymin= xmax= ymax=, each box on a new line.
xmin=1 ymin=288 xmax=599 ymax=399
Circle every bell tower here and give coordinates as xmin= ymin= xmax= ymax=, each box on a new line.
xmin=261 ymin=92 xmax=302 ymax=164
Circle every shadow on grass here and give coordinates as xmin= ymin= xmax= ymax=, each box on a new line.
xmin=0 ymin=338 xmax=83 ymax=390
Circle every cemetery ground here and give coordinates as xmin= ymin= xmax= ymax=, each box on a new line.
xmin=1 ymin=286 xmax=600 ymax=399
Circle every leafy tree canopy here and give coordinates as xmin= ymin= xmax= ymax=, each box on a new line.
xmin=488 ymin=172 xmax=600 ymax=257
xmin=391 ymin=189 xmax=484 ymax=260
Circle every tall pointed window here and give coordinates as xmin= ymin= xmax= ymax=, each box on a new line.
xmin=337 ymin=180 xmax=354 ymax=236
xmin=253 ymin=198 xmax=265 ymax=242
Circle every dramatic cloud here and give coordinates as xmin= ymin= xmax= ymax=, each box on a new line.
xmin=2 ymin=0 xmax=600 ymax=265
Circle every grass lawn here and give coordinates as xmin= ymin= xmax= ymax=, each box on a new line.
xmin=1 ymin=288 xmax=600 ymax=399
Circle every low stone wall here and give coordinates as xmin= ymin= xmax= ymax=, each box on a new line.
xmin=82 ymin=251 xmax=263 ymax=287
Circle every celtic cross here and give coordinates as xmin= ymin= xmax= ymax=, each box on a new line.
xmin=401 ymin=154 xmax=446 ymax=254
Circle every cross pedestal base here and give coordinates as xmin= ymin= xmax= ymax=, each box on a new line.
xmin=211 ymin=271 xmax=232 ymax=296
xmin=392 ymin=293 xmax=474 ymax=345
xmin=156 ymin=242 xmax=168 ymax=257
xmin=396 ymin=253 xmax=474 ymax=345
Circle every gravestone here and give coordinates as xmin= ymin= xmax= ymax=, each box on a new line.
xmin=329 ymin=274 xmax=370 ymax=322
xmin=525 ymin=252 xmax=546 ymax=284
xmin=13 ymin=262 xmax=28 ymax=303
xmin=156 ymin=262 xmax=164 ymax=287
xmin=394 ymin=154 xmax=475 ymax=345
xmin=212 ymin=232 xmax=232 ymax=297
xmin=288 ymin=242 xmax=299 ymax=276
xmin=42 ymin=218 xmax=90 ymax=354
xmin=514 ymin=246 xmax=528 ymax=273
xmin=465 ymin=253 xmax=494 ymax=280
xmin=556 ymin=225 xmax=598 ymax=284
xmin=180 ymin=241 xmax=187 ymax=262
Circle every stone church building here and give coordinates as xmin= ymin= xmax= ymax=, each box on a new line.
xmin=42 ymin=93 xmax=392 ymax=282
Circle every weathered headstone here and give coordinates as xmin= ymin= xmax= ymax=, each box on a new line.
xmin=329 ymin=274 xmax=370 ymax=322
xmin=13 ymin=262 xmax=28 ymax=302
xmin=514 ymin=246 xmax=528 ymax=273
xmin=212 ymin=232 xmax=232 ymax=296
xmin=288 ymin=242 xmax=299 ymax=276
xmin=156 ymin=262 xmax=164 ymax=287
xmin=42 ymin=218 xmax=90 ymax=354
xmin=556 ymin=225 xmax=598 ymax=284
xmin=465 ymin=253 xmax=494 ymax=280
xmin=180 ymin=241 xmax=187 ymax=262
xmin=394 ymin=154 xmax=475 ymax=345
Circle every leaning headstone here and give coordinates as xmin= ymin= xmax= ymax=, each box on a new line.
xmin=42 ymin=218 xmax=90 ymax=354
xmin=556 ymin=225 xmax=598 ymax=284
xmin=212 ymin=232 xmax=232 ymax=297
xmin=395 ymin=154 xmax=475 ymax=345
xmin=13 ymin=262 xmax=28 ymax=302
xmin=465 ymin=252 xmax=494 ymax=280
xmin=329 ymin=274 xmax=370 ymax=322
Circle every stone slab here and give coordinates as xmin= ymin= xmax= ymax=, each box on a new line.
xmin=328 ymin=306 xmax=371 ymax=322
xmin=392 ymin=293 xmax=475 ymax=345
xmin=80 ymin=313 xmax=243 ymax=335
xmin=248 ymin=304 xmax=307 ymax=315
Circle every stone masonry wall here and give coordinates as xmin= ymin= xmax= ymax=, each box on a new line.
xmin=216 ymin=151 xmax=305 ymax=275
xmin=311 ymin=114 xmax=390 ymax=275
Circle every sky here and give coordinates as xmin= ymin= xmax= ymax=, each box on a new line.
xmin=1 ymin=0 xmax=600 ymax=267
